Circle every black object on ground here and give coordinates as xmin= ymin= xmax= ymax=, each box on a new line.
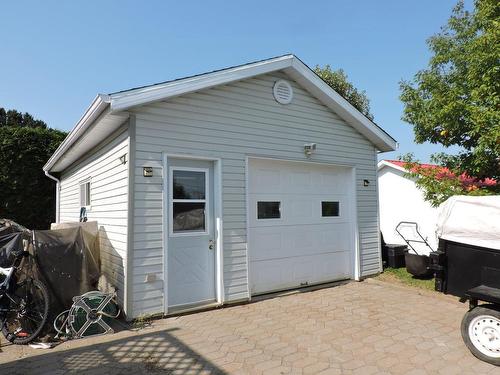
xmin=384 ymin=244 xmax=408 ymax=268
xmin=395 ymin=221 xmax=434 ymax=277
xmin=404 ymin=252 xmax=433 ymax=279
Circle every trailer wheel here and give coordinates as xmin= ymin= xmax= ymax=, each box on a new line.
xmin=462 ymin=305 xmax=500 ymax=366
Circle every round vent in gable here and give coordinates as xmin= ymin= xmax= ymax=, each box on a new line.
xmin=273 ymin=80 xmax=293 ymax=105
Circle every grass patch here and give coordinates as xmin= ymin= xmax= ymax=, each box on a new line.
xmin=377 ymin=267 xmax=435 ymax=291
xmin=131 ymin=314 xmax=155 ymax=330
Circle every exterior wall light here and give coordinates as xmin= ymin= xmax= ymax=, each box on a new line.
xmin=363 ymin=179 xmax=370 ymax=187
xmin=304 ymin=143 xmax=317 ymax=158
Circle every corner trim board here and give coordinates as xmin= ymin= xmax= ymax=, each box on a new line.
xmin=125 ymin=115 xmax=136 ymax=318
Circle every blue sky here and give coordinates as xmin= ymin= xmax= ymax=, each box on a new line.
xmin=1 ymin=1 xmax=469 ymax=162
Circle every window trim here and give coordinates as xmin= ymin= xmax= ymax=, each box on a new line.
xmin=256 ymin=200 xmax=282 ymax=220
xmin=169 ymin=167 xmax=209 ymax=237
xmin=79 ymin=178 xmax=92 ymax=210
xmin=321 ymin=200 xmax=340 ymax=218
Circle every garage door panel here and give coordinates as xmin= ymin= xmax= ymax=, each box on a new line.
xmin=250 ymin=223 xmax=351 ymax=262
xmin=318 ymin=224 xmax=352 ymax=249
xmin=249 ymin=160 xmax=351 ymax=195
xmin=248 ymin=159 xmax=354 ymax=295
xmin=250 ymin=251 xmax=351 ymax=294
xmin=249 ymin=167 xmax=286 ymax=194
xmin=289 ymin=199 xmax=314 ymax=220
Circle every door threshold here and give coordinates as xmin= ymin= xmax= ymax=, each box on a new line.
xmin=167 ymin=300 xmax=220 ymax=316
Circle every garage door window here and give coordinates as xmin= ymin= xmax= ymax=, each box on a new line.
xmin=170 ymin=168 xmax=208 ymax=234
xmin=257 ymin=201 xmax=281 ymax=219
xmin=322 ymin=201 xmax=340 ymax=217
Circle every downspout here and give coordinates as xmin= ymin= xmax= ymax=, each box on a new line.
xmin=44 ymin=170 xmax=60 ymax=223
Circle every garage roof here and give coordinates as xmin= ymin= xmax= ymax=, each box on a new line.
xmin=44 ymin=54 xmax=397 ymax=172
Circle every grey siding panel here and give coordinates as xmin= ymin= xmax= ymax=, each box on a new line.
xmin=59 ymin=129 xmax=129 ymax=305
xmin=131 ymin=71 xmax=381 ymax=317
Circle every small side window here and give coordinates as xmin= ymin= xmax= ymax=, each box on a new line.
xmin=322 ymin=201 xmax=339 ymax=217
xmin=80 ymin=180 xmax=91 ymax=207
xmin=257 ymin=201 xmax=281 ymax=219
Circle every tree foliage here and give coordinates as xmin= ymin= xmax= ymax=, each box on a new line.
xmin=314 ymin=65 xmax=374 ymax=120
xmin=0 ymin=108 xmax=66 ymax=229
xmin=400 ymin=0 xmax=500 ymax=181
xmin=0 ymin=107 xmax=48 ymax=129
xmin=400 ymin=153 xmax=497 ymax=207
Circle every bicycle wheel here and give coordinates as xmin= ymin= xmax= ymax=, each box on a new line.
xmin=1 ymin=278 xmax=50 ymax=344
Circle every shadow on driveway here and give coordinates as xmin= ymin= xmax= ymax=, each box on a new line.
xmin=0 ymin=328 xmax=225 ymax=375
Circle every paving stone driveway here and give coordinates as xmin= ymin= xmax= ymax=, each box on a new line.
xmin=1 ymin=279 xmax=500 ymax=375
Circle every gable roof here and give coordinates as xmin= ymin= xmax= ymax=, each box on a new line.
xmin=378 ymin=160 xmax=441 ymax=174
xmin=44 ymin=54 xmax=397 ymax=172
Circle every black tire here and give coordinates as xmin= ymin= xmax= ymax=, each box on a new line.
xmin=461 ymin=305 xmax=500 ymax=366
xmin=1 ymin=278 xmax=50 ymax=344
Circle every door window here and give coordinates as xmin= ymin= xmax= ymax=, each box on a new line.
xmin=170 ymin=169 xmax=208 ymax=234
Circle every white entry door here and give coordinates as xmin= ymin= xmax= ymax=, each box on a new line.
xmin=249 ymin=158 xmax=354 ymax=295
xmin=167 ymin=158 xmax=216 ymax=308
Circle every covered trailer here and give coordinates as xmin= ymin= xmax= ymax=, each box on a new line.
xmin=431 ymin=196 xmax=500 ymax=365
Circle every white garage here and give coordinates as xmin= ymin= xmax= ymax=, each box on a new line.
xmin=44 ymin=54 xmax=397 ymax=318
xmin=249 ymin=158 xmax=355 ymax=294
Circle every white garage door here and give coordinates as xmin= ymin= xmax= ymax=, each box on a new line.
xmin=249 ymin=158 xmax=354 ymax=295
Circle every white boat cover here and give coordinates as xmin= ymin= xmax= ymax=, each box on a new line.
xmin=436 ymin=195 xmax=500 ymax=250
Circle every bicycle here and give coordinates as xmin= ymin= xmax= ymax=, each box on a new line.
xmin=0 ymin=244 xmax=50 ymax=344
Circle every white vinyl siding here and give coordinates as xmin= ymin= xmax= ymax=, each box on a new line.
xmin=59 ymin=128 xmax=129 ymax=306
xmin=129 ymin=71 xmax=381 ymax=317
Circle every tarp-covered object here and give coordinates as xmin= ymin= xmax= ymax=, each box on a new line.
xmin=34 ymin=224 xmax=100 ymax=311
xmin=436 ymin=195 xmax=500 ymax=250
xmin=50 ymin=221 xmax=100 ymax=269
xmin=0 ymin=219 xmax=31 ymax=267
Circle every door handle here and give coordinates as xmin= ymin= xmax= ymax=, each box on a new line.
xmin=208 ymin=239 xmax=215 ymax=250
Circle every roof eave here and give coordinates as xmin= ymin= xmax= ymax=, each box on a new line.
xmin=287 ymin=58 xmax=397 ymax=152
xmin=43 ymin=94 xmax=111 ymax=172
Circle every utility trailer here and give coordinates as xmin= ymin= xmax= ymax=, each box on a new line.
xmin=431 ymin=196 xmax=500 ymax=365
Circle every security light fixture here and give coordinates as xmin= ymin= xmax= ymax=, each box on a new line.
xmin=304 ymin=143 xmax=317 ymax=158
xmin=363 ymin=179 xmax=370 ymax=187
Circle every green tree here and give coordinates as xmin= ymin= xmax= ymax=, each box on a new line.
xmin=0 ymin=107 xmax=48 ymax=129
xmin=0 ymin=108 xmax=66 ymax=229
xmin=400 ymin=0 xmax=500 ymax=182
xmin=314 ymin=65 xmax=374 ymax=120
xmin=0 ymin=108 xmax=6 ymax=126
xmin=5 ymin=110 xmax=23 ymax=128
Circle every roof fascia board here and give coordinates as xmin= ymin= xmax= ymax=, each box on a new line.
xmin=109 ymin=55 xmax=294 ymax=112
xmin=43 ymin=94 xmax=111 ymax=171
xmin=288 ymin=59 xmax=397 ymax=152
xmin=377 ymin=160 xmax=408 ymax=173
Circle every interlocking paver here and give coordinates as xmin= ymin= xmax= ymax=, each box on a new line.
xmin=1 ymin=279 xmax=500 ymax=374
